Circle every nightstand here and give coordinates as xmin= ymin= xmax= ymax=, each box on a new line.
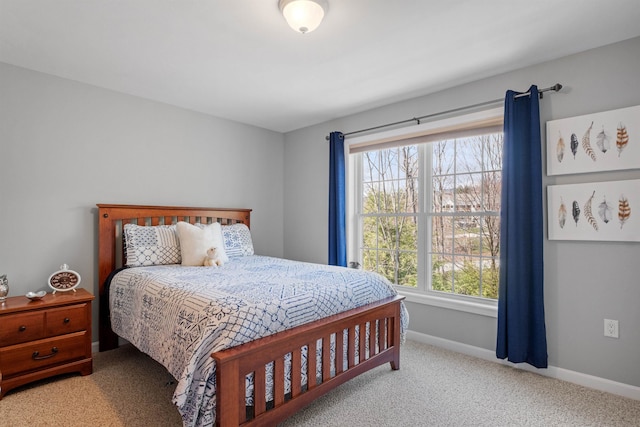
xmin=0 ymin=288 xmax=94 ymax=399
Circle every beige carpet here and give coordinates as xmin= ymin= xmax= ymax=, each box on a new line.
xmin=1 ymin=344 xmax=181 ymax=427
xmin=1 ymin=341 xmax=639 ymax=426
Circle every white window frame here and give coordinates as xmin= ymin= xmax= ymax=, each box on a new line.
xmin=346 ymin=108 xmax=503 ymax=318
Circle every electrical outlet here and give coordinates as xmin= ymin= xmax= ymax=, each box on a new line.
xmin=604 ymin=319 xmax=619 ymax=338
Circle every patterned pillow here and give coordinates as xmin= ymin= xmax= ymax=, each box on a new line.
xmin=222 ymin=223 xmax=254 ymax=257
xmin=124 ymin=224 xmax=181 ymax=267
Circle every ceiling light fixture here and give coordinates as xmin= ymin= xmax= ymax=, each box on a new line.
xmin=279 ymin=0 xmax=328 ymax=34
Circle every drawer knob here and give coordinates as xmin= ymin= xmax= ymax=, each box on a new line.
xmin=32 ymin=347 xmax=59 ymax=360
xmin=19 ymin=325 xmax=27 ymax=332
xmin=64 ymin=318 xmax=70 ymax=324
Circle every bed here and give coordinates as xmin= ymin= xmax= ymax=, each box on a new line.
xmin=97 ymin=204 xmax=407 ymax=427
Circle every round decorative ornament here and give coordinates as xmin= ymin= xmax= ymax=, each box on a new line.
xmin=48 ymin=264 xmax=81 ymax=293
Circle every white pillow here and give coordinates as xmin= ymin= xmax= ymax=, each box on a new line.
xmin=176 ymin=222 xmax=229 ymax=266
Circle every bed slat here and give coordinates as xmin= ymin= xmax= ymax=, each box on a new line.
xmin=307 ymin=341 xmax=317 ymax=391
xmin=369 ymin=322 xmax=376 ymax=356
xmin=291 ymin=349 xmax=302 ymax=398
xmin=319 ymin=335 xmax=327 ymax=381
xmin=348 ymin=326 xmax=356 ymax=368
xmin=254 ymin=368 xmax=266 ymax=417
xmin=359 ymin=323 xmax=366 ymax=364
xmin=335 ymin=330 xmax=344 ymax=375
xmin=274 ymin=358 xmax=285 ymax=406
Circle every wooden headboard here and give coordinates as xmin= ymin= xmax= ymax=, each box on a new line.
xmin=96 ymin=204 xmax=251 ymax=351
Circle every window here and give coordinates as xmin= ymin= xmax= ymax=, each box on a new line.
xmin=348 ymin=109 xmax=503 ymax=303
xmin=361 ymin=146 xmax=419 ymax=287
xmin=429 ymin=134 xmax=502 ymax=299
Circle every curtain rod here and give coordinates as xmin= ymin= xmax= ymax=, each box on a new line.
xmin=325 ymin=83 xmax=563 ymax=140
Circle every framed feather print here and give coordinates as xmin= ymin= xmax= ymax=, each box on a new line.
xmin=546 ymin=105 xmax=640 ymax=176
xmin=547 ymin=179 xmax=640 ymax=242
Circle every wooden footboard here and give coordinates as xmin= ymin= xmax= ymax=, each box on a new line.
xmin=213 ymin=294 xmax=404 ymax=427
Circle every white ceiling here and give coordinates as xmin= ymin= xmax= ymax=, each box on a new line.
xmin=2 ymin=1 xmax=640 ymax=133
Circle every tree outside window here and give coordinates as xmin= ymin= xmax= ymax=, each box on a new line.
xmin=358 ymin=132 xmax=502 ymax=300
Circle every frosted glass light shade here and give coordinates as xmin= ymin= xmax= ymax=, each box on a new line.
xmin=279 ymin=0 xmax=327 ymax=34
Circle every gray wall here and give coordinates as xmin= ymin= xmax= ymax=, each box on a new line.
xmin=0 ymin=62 xmax=285 ymax=337
xmin=283 ymin=37 xmax=640 ymax=387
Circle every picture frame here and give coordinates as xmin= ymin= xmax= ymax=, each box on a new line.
xmin=547 ymin=179 xmax=639 ymax=242
xmin=546 ymin=105 xmax=639 ymax=176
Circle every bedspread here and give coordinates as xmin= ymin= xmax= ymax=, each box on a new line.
xmin=109 ymin=255 xmax=408 ymax=427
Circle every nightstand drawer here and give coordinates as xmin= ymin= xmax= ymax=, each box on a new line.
xmin=46 ymin=304 xmax=88 ymax=336
xmin=0 ymin=331 xmax=88 ymax=377
xmin=0 ymin=311 xmax=45 ymax=346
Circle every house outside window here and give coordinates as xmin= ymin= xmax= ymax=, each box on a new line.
xmin=347 ymin=108 xmax=503 ymax=310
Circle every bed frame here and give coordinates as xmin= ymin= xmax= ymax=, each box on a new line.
xmin=97 ymin=204 xmax=404 ymax=427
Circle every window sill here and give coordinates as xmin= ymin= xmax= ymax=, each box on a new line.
xmin=397 ymin=288 xmax=498 ymax=318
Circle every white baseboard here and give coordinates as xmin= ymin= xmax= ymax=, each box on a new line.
xmin=406 ymin=330 xmax=640 ymax=401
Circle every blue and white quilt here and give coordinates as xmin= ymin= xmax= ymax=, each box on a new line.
xmin=109 ymin=255 xmax=408 ymax=427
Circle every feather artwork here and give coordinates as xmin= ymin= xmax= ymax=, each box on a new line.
xmin=570 ymin=133 xmax=579 ymax=159
xmin=558 ymin=198 xmax=567 ymax=229
xmin=582 ymin=121 xmax=596 ymax=161
xmin=556 ymin=132 xmax=565 ymax=163
xmin=572 ymin=200 xmax=580 ymax=226
xmin=618 ymin=195 xmax=631 ymax=229
xmin=598 ymin=195 xmax=613 ymax=224
xmin=583 ymin=191 xmax=598 ymax=231
xmin=617 ymin=122 xmax=629 ymax=157
xmin=596 ymin=126 xmax=610 ymax=153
